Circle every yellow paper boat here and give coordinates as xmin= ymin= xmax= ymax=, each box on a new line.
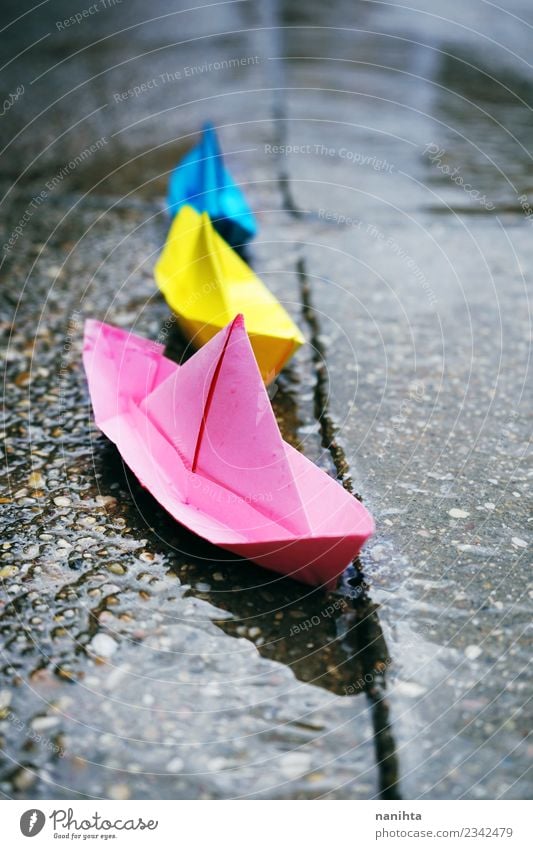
xmin=154 ymin=205 xmax=305 ymax=382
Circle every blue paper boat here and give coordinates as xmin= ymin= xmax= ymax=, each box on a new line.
xmin=167 ymin=123 xmax=257 ymax=247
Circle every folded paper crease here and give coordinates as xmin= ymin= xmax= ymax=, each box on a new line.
xmin=154 ymin=205 xmax=305 ymax=383
xmin=83 ymin=316 xmax=374 ymax=587
xmin=167 ymin=122 xmax=257 ymax=247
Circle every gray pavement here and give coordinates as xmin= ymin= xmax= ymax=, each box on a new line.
xmin=0 ymin=0 xmax=531 ymax=799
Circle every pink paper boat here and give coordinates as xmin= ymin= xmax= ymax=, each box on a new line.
xmin=83 ymin=315 xmax=374 ymax=587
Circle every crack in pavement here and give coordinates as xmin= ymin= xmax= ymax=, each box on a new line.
xmin=267 ymin=20 xmax=401 ymax=798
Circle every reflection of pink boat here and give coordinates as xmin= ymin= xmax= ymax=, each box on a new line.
xmin=83 ymin=315 xmax=374 ymax=588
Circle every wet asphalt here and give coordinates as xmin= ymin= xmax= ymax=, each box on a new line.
xmin=0 ymin=0 xmax=531 ymax=799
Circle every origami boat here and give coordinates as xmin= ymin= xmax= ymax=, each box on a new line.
xmin=83 ymin=315 xmax=374 ymax=588
xmin=167 ymin=122 xmax=257 ymax=247
xmin=154 ymin=204 xmax=305 ymax=384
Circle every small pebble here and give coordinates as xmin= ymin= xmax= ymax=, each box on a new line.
xmin=208 ymin=757 xmax=230 ymax=772
xmin=108 ymin=783 xmax=130 ymax=800
xmin=395 ymin=681 xmax=426 ymax=698
xmin=96 ymin=495 xmax=117 ymax=507
xmin=28 ymin=471 xmax=45 ymax=489
xmin=13 ymin=768 xmax=36 ymax=791
xmin=139 ymin=551 xmax=154 ymax=562
xmin=31 ymin=716 xmax=60 ymax=732
xmin=79 ymin=516 xmax=96 ymax=526
xmin=0 ymin=690 xmax=12 ymax=711
xmin=279 ymin=752 xmax=312 ymax=779
xmin=465 ymin=645 xmax=482 ymax=661
xmin=107 ymin=563 xmax=126 ymax=575
xmin=449 ymin=508 xmax=469 ymax=519
xmin=54 ymin=496 xmax=71 ymax=507
xmin=89 ymin=634 xmax=118 ymax=658
xmin=511 ymin=537 xmax=527 ymax=549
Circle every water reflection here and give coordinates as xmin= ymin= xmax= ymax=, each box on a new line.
xmin=91 ymin=316 xmax=399 ymax=797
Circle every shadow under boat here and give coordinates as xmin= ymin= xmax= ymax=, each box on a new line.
xmin=93 ymin=320 xmax=400 ymax=798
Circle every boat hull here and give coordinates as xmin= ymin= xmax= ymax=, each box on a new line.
xmin=83 ymin=319 xmax=374 ymax=588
